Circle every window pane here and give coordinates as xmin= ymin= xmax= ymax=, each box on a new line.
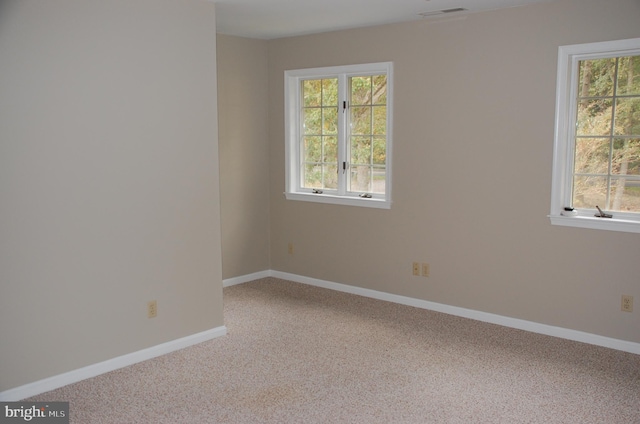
xmin=323 ymin=107 xmax=338 ymax=134
xmin=372 ymin=75 xmax=387 ymax=104
xmin=616 ymin=56 xmax=640 ymax=96
xmin=373 ymin=137 xmax=387 ymax=167
xmin=303 ymin=164 xmax=322 ymax=188
xmin=573 ymin=175 xmax=608 ymax=209
xmin=324 ymin=164 xmax=338 ymax=189
xmin=323 ymin=79 xmax=338 ymax=106
xmin=324 ymin=136 xmax=337 ymax=163
xmin=578 ymin=58 xmax=616 ymax=98
xmin=372 ymin=106 xmax=386 ymax=135
xmin=372 ymin=166 xmax=386 ymax=194
xmin=351 ymin=136 xmax=372 ymax=165
xmin=350 ymin=76 xmax=372 ymax=105
xmin=303 ymin=108 xmax=321 ymax=134
xmin=574 ymin=137 xmax=610 ymax=174
xmin=612 ymin=138 xmax=640 ymax=175
xmin=304 ymin=136 xmax=321 ymax=162
xmin=613 ymin=98 xmax=640 ymax=136
xmin=373 ymin=137 xmax=386 ymax=165
xmin=576 ymin=99 xmax=612 ymax=136
xmin=351 ymin=106 xmax=371 ymax=135
xmin=350 ymin=166 xmax=372 ymax=192
xmin=303 ymin=80 xmax=321 ymax=107
xmin=610 ymin=178 xmax=640 ymax=211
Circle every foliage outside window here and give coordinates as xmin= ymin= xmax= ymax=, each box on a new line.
xmin=285 ymin=63 xmax=393 ymax=209
xmin=550 ymin=38 xmax=640 ymax=233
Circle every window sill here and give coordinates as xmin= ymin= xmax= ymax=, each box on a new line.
xmin=549 ymin=214 xmax=640 ymax=234
xmin=285 ymin=192 xmax=391 ymax=209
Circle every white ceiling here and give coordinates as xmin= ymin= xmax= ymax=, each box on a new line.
xmin=214 ymin=0 xmax=553 ymax=39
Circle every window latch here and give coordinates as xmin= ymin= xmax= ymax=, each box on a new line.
xmin=343 ymin=101 xmax=347 ymax=113
xmin=312 ymin=189 xmax=323 ymax=194
xmin=342 ymin=161 xmax=347 ymax=174
xmin=595 ymin=206 xmax=612 ymax=218
xmin=359 ymin=193 xmax=372 ymax=198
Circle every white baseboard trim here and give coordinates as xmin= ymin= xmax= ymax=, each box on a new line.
xmin=6 ymin=270 xmax=637 ymax=401
xmin=223 ymin=270 xmax=271 ymax=287
xmin=257 ymin=270 xmax=639 ymax=355
xmin=0 ymin=326 xmax=227 ymax=401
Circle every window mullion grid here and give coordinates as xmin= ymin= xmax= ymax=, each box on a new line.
xmin=296 ymin=77 xmax=305 ymax=192
xmin=571 ymin=56 xmax=619 ymax=211
xmin=364 ymin=90 xmax=374 ymax=194
xmin=298 ymin=77 xmax=333 ymax=193
xmin=337 ymin=73 xmax=348 ymax=197
xmin=567 ymin=56 xmax=581 ymax=210
xmin=551 ymin=39 xmax=640 ymax=230
xmin=298 ymin=79 xmax=317 ymax=193
xmin=604 ymin=58 xmax=620 ymax=210
xmin=285 ymin=62 xmax=392 ymax=208
xmin=369 ymin=85 xmax=375 ymax=193
xmin=320 ymin=80 xmax=327 ymax=190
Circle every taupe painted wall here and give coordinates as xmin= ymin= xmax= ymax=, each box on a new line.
xmin=0 ymin=0 xmax=223 ymax=391
xmin=266 ymin=0 xmax=640 ymax=342
xmin=217 ymin=35 xmax=271 ymax=279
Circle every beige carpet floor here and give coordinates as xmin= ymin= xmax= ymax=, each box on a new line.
xmin=29 ymin=277 xmax=640 ymax=423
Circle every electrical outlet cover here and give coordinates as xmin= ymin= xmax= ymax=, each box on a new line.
xmin=621 ymin=295 xmax=633 ymax=312
xmin=148 ymin=300 xmax=158 ymax=318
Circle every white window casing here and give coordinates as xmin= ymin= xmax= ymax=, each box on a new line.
xmin=285 ymin=62 xmax=393 ymax=209
xmin=550 ymin=38 xmax=640 ymax=233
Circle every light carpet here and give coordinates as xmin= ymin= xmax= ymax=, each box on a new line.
xmin=29 ymin=277 xmax=640 ymax=423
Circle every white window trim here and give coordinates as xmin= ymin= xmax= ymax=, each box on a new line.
xmin=549 ymin=38 xmax=640 ymax=234
xmin=284 ymin=62 xmax=393 ymax=209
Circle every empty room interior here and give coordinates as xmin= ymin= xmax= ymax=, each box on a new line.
xmin=1 ymin=0 xmax=640 ymax=421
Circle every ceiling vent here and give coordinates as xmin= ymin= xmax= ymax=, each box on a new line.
xmin=418 ymin=7 xmax=467 ymax=18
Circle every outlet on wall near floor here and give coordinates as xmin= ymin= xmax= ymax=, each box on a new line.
xmin=412 ymin=262 xmax=429 ymax=277
xmin=621 ymin=295 xmax=633 ymax=312
xmin=148 ymin=300 xmax=157 ymax=318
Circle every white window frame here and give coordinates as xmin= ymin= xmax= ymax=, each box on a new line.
xmin=284 ymin=62 xmax=393 ymax=209
xmin=550 ymin=38 xmax=640 ymax=233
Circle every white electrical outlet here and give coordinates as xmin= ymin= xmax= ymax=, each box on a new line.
xmin=621 ymin=295 xmax=633 ymax=313
xmin=148 ymin=300 xmax=157 ymax=318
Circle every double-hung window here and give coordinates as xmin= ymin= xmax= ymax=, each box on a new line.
xmin=550 ymin=38 xmax=640 ymax=233
xmin=285 ymin=62 xmax=393 ymax=209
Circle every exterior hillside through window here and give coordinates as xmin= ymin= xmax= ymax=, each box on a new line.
xmin=550 ymin=38 xmax=640 ymax=233
xmin=285 ymin=62 xmax=393 ymax=209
